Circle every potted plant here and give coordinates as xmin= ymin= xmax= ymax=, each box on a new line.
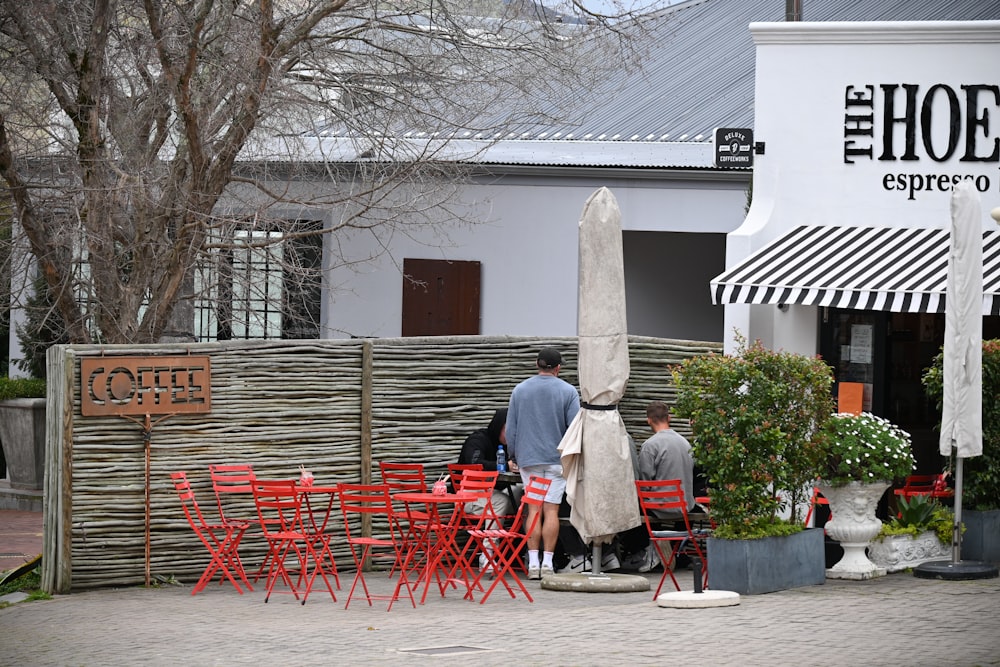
xmin=0 ymin=376 xmax=48 ymax=491
xmin=817 ymin=411 xmax=915 ymax=580
xmin=868 ymin=494 xmax=953 ymax=573
xmin=922 ymin=339 xmax=1000 ymax=563
xmin=671 ymin=337 xmax=834 ymax=595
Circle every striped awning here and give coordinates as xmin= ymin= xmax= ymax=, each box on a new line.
xmin=711 ymin=225 xmax=1000 ymax=315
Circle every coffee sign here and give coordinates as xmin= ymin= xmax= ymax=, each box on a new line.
xmin=843 ymin=82 xmax=999 ymax=200
xmin=81 ymin=356 xmax=211 ymax=416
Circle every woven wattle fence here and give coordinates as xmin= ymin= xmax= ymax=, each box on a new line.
xmin=42 ymin=335 xmax=720 ymax=592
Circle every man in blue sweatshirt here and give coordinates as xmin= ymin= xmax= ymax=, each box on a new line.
xmin=506 ymin=348 xmax=580 ymax=579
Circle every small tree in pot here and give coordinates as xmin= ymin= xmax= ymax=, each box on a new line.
xmin=671 ymin=337 xmax=835 ymax=594
xmin=672 ymin=337 xmax=835 ymax=539
xmin=922 ymin=339 xmax=1000 ymax=512
xmin=922 ymin=338 xmax=1000 ymax=562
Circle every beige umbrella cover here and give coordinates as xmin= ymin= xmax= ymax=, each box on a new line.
xmin=939 ymin=181 xmax=983 ymax=459
xmin=559 ymin=187 xmax=641 ymax=545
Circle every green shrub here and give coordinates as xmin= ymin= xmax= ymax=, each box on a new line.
xmin=671 ymin=336 xmax=836 ymax=539
xmin=15 ymin=273 xmax=69 ymax=380
xmin=922 ymin=339 xmax=1000 ymax=511
xmin=880 ymin=494 xmax=955 ymax=545
xmin=0 ymin=376 xmax=47 ymax=400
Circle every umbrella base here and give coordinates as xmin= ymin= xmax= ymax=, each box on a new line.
xmin=913 ymin=559 xmax=998 ymax=581
xmin=657 ymin=589 xmax=740 ymax=608
xmin=541 ymin=572 xmax=649 ymax=593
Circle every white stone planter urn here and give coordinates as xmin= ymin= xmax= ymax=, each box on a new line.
xmin=818 ymin=480 xmax=890 ymax=580
xmin=868 ymin=531 xmax=951 ymax=573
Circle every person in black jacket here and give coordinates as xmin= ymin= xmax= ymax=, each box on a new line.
xmin=458 ymin=408 xmax=509 ymax=472
xmin=457 ymin=408 xmax=523 ymax=573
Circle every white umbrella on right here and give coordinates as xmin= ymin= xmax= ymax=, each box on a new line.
xmin=914 ymin=181 xmax=998 ymax=580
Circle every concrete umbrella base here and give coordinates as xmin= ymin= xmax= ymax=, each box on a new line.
xmin=656 ymin=589 xmax=740 ymax=608
xmin=541 ymin=572 xmax=650 ymax=593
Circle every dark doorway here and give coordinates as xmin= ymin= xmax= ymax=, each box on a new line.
xmin=401 ymin=259 xmax=481 ymax=336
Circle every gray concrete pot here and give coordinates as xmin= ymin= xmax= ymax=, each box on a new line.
xmin=868 ymin=530 xmax=950 ymax=573
xmin=962 ymin=509 xmax=1000 ymax=563
xmin=0 ymin=398 xmax=47 ymax=490
xmin=707 ymin=527 xmax=826 ymax=595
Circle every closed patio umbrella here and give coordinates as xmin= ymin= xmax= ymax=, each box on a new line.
xmin=915 ymin=181 xmax=997 ymax=580
xmin=558 ymin=187 xmax=641 ymax=569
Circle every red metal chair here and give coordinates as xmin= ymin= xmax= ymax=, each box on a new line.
xmin=636 ymin=478 xmax=710 ymax=600
xmin=252 ymin=479 xmax=337 ymax=604
xmin=894 ymin=473 xmax=953 ymax=501
xmin=338 ymin=482 xmax=416 ymax=610
xmin=450 ymin=469 xmax=501 ymax=587
xmin=169 ymin=471 xmax=252 ymax=595
xmin=209 ymin=463 xmax=258 ymax=526
xmin=465 ymin=475 xmax=553 ymax=604
xmin=379 ymin=462 xmax=429 ymax=575
xmin=804 ymin=486 xmax=830 ymax=529
xmin=209 ymin=463 xmax=264 ymax=579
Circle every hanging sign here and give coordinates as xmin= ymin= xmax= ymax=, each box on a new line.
xmin=714 ymin=127 xmax=754 ymax=168
xmin=80 ymin=356 xmax=212 ymax=416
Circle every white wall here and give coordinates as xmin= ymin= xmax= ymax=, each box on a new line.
xmin=323 ymin=173 xmax=748 ymax=340
xmin=726 ymin=21 xmax=1000 ymax=352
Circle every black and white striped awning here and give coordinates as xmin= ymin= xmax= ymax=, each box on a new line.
xmin=711 ymin=225 xmax=1000 ymax=315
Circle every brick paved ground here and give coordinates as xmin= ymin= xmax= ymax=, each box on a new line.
xmin=2 ymin=509 xmax=999 ymax=666
xmin=0 ymin=510 xmax=43 ymax=573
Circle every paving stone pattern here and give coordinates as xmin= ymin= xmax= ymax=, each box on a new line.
xmin=1 ymin=510 xmax=999 ymax=666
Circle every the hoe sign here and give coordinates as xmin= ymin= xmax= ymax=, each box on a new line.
xmin=80 ymin=356 xmax=212 ymax=417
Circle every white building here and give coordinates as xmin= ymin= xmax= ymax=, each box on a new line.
xmin=714 ymin=18 xmax=1000 ymax=470
xmin=309 ymin=2 xmax=1000 ymax=471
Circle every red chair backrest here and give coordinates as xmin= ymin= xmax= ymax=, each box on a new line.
xmin=457 ymin=469 xmax=498 ymax=500
xmin=448 ymin=463 xmax=483 ymax=490
xmin=171 ymin=471 xmax=214 ymax=533
xmin=509 ymin=475 xmax=553 ymax=534
xmin=209 ymin=463 xmax=256 ymax=523
xmin=379 ymin=462 xmax=427 ymax=493
xmin=252 ymin=479 xmax=303 ymax=536
xmin=635 ymin=479 xmax=694 ymax=531
xmin=338 ymin=483 xmax=401 ymax=542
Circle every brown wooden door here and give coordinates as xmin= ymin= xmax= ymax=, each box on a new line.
xmin=401 ymin=259 xmax=480 ymax=336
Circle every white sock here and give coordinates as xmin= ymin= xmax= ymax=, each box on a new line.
xmin=528 ymin=550 xmax=540 ymax=569
xmin=542 ymin=551 xmax=554 ymax=568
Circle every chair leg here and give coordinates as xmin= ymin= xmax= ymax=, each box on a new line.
xmin=650 ymin=541 xmax=682 ymax=600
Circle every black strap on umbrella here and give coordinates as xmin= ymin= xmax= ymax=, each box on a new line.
xmin=580 ymin=402 xmax=618 ymax=411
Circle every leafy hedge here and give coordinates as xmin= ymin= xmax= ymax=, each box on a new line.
xmin=0 ymin=377 xmax=47 ymax=400
xmin=922 ymin=339 xmax=1000 ymax=511
xmin=672 ymin=338 xmax=835 ymax=539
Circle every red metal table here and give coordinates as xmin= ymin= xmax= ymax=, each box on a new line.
xmin=394 ymin=491 xmax=475 ymax=604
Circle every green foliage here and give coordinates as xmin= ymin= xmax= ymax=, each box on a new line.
xmin=819 ymin=412 xmax=915 ymax=485
xmin=1 ymin=207 xmax=11 ymax=374
xmin=711 ymin=519 xmax=803 ymax=541
xmin=0 ymin=568 xmax=41 ymax=597
xmin=922 ymin=339 xmax=1000 ymax=511
xmin=880 ymin=495 xmax=955 ymax=545
xmin=0 ymin=376 xmax=46 ymax=400
xmin=15 ymin=273 xmax=69 ymax=381
xmin=671 ymin=336 xmax=836 ymax=539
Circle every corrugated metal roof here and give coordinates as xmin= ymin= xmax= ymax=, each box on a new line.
xmin=517 ymin=0 xmax=1000 ymax=147
xmin=306 ymin=0 xmax=1000 ymax=168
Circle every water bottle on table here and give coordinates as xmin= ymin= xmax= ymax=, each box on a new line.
xmin=496 ymin=444 xmax=507 ymax=472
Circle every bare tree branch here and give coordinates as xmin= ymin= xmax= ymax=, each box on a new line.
xmin=0 ymin=0 xmax=646 ymax=346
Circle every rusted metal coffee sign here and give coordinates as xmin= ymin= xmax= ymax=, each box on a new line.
xmin=81 ymin=356 xmax=211 ymax=416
